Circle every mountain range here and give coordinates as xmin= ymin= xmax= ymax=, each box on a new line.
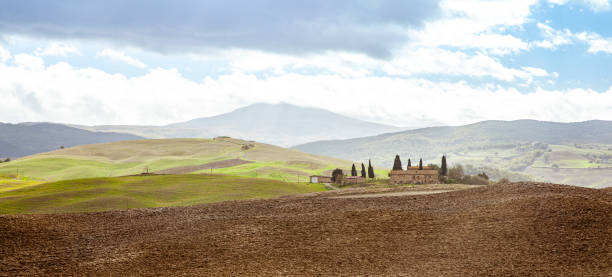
xmin=0 ymin=122 xmax=142 ymax=158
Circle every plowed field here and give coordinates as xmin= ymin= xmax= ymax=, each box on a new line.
xmin=1 ymin=182 xmax=611 ymax=276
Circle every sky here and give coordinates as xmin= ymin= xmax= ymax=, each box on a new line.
xmin=1 ymin=0 xmax=612 ymax=127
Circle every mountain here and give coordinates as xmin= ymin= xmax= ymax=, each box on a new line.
xmin=166 ymin=103 xmax=403 ymax=146
xmin=0 ymin=122 xmax=143 ymax=158
xmin=293 ymin=120 xmax=612 ymax=187
xmin=73 ymin=103 xmax=403 ymax=147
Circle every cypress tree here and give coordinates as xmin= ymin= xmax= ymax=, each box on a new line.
xmin=361 ymin=163 xmax=366 ymax=178
xmin=407 ymin=158 xmax=412 ymax=168
xmin=419 ymin=159 xmax=423 ymax=170
xmin=392 ymin=154 xmax=403 ymax=170
xmin=440 ymin=155 xmax=448 ymax=176
xmin=368 ymin=159 xmax=375 ymax=179
xmin=351 ymin=164 xmax=357 ymax=176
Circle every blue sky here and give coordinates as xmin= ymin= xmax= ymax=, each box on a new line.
xmin=1 ymin=0 xmax=612 ymax=127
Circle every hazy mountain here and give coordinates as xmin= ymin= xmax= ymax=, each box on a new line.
xmin=73 ymin=103 xmax=403 ymax=147
xmin=0 ymin=122 xmax=143 ymax=158
xmin=293 ymin=120 xmax=612 ymax=187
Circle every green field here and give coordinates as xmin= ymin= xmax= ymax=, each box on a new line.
xmin=0 ymin=138 xmax=359 ymax=182
xmin=0 ymin=174 xmax=328 ymax=214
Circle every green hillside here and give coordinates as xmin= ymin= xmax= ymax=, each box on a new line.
xmin=0 ymin=174 xmax=327 ymax=214
xmin=0 ymin=138 xmax=356 ymax=182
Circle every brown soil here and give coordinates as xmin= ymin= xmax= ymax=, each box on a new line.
xmin=1 ymin=182 xmax=611 ymax=276
xmin=155 ymin=159 xmax=252 ymax=174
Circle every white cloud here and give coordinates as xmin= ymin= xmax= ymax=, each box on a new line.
xmin=584 ymin=0 xmax=611 ymax=11
xmin=13 ymin=54 xmax=45 ymax=71
xmin=35 ymin=42 xmax=80 ymax=57
xmin=532 ymin=23 xmax=612 ymax=54
xmin=0 ymin=45 xmax=10 ymax=63
xmin=547 ymin=0 xmax=611 ymax=11
xmin=382 ymin=48 xmax=554 ymax=82
xmin=97 ymin=49 xmax=147 ymax=68
xmin=410 ymin=0 xmax=536 ymax=55
xmin=576 ymin=32 xmax=612 ymax=54
xmin=0 ymin=59 xmax=608 ymax=127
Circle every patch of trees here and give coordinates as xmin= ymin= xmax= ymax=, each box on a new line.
xmin=331 ymin=168 xmax=344 ymax=183
xmin=0 ymin=158 xmax=10 ymax=163
xmin=441 ymin=164 xmax=490 ymax=185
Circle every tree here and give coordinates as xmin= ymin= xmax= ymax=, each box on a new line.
xmin=392 ymin=154 xmax=403 ymax=170
xmin=331 ymin=168 xmax=344 ymax=183
xmin=361 ymin=163 xmax=366 ymax=178
xmin=368 ymin=160 xmax=375 ymax=179
xmin=4 ymin=158 xmax=10 ymax=163
xmin=407 ymin=158 xmax=412 ymax=168
xmin=477 ymin=172 xmax=489 ymax=180
xmin=448 ymin=165 xmax=465 ymax=181
xmin=418 ymin=159 xmax=423 ymax=170
xmin=440 ymin=155 xmax=448 ymax=176
xmin=351 ymin=164 xmax=357 ymax=176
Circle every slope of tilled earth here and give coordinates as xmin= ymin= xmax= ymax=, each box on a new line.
xmin=1 ymin=183 xmax=611 ymax=276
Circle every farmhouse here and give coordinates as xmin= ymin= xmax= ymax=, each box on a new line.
xmin=389 ymin=167 xmax=438 ymax=185
xmin=309 ymin=175 xmax=332 ymax=183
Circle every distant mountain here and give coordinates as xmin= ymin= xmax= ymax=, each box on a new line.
xmin=0 ymin=122 xmax=143 ymax=158
xmin=165 ymin=103 xmax=403 ymax=146
xmin=75 ymin=103 xmax=402 ymax=147
xmin=293 ymin=120 xmax=612 ymax=187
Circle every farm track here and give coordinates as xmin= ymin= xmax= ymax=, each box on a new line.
xmin=1 ymin=182 xmax=611 ymax=276
xmin=154 ymin=159 xmax=252 ymax=174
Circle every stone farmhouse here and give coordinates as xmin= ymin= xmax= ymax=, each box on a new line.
xmin=389 ymin=167 xmax=438 ymax=185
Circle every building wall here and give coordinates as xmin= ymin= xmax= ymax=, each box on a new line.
xmin=310 ymin=176 xmax=332 ymax=183
xmin=343 ymin=176 xmax=366 ymax=185
xmin=389 ymin=170 xmax=438 ymax=185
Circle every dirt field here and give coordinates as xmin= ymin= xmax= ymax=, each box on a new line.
xmin=154 ymin=159 xmax=253 ymax=174
xmin=1 ymin=182 xmax=611 ymax=276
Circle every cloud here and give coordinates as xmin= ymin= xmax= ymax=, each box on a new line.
xmin=410 ymin=0 xmax=536 ymax=55
xmin=97 ymin=49 xmax=147 ymax=68
xmin=548 ymin=0 xmax=611 ymax=11
xmin=0 ymin=0 xmax=441 ymax=58
xmin=0 ymin=44 xmax=10 ymax=63
xmin=0 ymin=58 xmax=608 ymax=127
xmin=34 ymin=42 xmax=79 ymax=57
xmin=381 ymin=48 xmax=555 ymax=82
xmin=532 ymin=22 xmax=612 ymax=54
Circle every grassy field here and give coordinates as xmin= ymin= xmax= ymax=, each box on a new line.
xmin=0 ymin=174 xmax=328 ymax=214
xmin=0 ymin=138 xmax=360 ymax=182
xmin=0 ymin=175 xmax=43 ymax=193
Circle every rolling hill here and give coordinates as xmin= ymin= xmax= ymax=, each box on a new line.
xmin=76 ymin=103 xmax=403 ymax=147
xmin=0 ymin=122 xmax=143 ymax=158
xmin=0 ymin=174 xmax=327 ymax=214
xmin=0 ymin=138 xmax=359 ymax=182
xmin=294 ymin=120 xmax=612 ymax=187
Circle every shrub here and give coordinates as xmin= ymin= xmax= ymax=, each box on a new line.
xmin=462 ymin=175 xmax=490 ymax=185
xmin=497 ymin=177 xmax=510 ymax=184
xmin=448 ymin=165 xmax=464 ymax=181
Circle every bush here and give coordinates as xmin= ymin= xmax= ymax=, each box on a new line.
xmin=448 ymin=165 xmax=464 ymax=181
xmin=496 ymin=177 xmax=510 ymax=185
xmin=462 ymin=175 xmax=490 ymax=185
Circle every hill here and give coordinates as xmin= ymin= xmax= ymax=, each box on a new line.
xmin=0 ymin=138 xmax=357 ymax=182
xmin=1 ymin=182 xmax=610 ymax=275
xmin=0 ymin=122 xmax=143 ymax=158
xmin=294 ymin=120 xmax=612 ymax=187
xmin=0 ymin=174 xmax=327 ymax=214
xmin=77 ymin=103 xmax=403 ymax=147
